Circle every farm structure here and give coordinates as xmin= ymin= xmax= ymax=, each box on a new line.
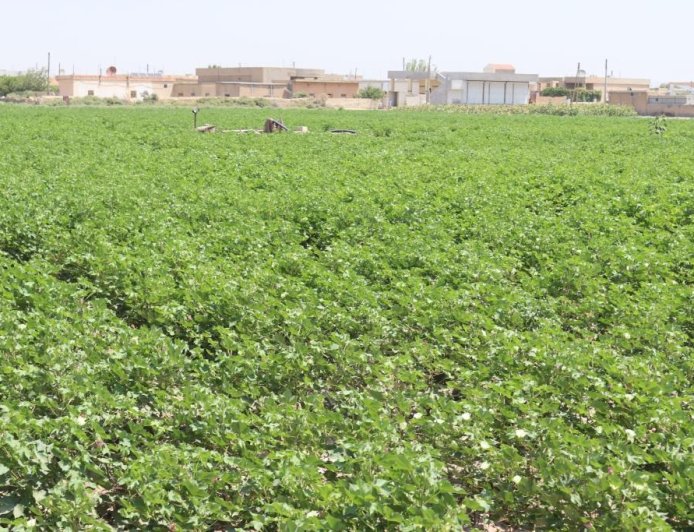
xmin=388 ymin=66 xmax=538 ymax=107
xmin=538 ymin=75 xmax=650 ymax=102
xmin=172 ymin=66 xmax=328 ymax=99
xmin=609 ymin=90 xmax=694 ymax=117
xmin=432 ymin=71 xmax=538 ymax=105
xmin=290 ymin=79 xmax=360 ymax=99
xmin=56 ymin=71 xmax=194 ymax=101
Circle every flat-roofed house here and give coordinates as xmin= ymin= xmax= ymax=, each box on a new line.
xmin=432 ymin=69 xmax=538 ymax=105
xmin=57 ymin=68 xmax=194 ymax=100
xmin=172 ymin=66 xmax=326 ymax=98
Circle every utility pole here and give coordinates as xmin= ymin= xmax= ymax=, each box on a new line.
xmin=47 ymin=52 xmax=51 ymax=94
xmin=427 ymin=55 xmax=432 ymax=104
xmin=572 ymin=62 xmax=581 ymax=104
xmin=604 ymin=59 xmax=608 ymax=103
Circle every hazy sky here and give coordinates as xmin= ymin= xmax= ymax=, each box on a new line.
xmin=2 ymin=0 xmax=692 ymax=85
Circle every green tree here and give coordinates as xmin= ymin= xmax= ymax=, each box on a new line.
xmin=0 ymin=69 xmax=48 ymax=96
xmin=405 ymin=59 xmax=435 ymax=73
xmin=357 ymin=86 xmax=385 ymax=100
xmin=541 ymin=87 xmax=570 ymax=97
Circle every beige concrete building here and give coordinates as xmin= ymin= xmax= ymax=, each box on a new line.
xmin=171 ymin=66 xmax=330 ymax=99
xmin=291 ymin=79 xmax=360 ymax=98
xmin=387 ymin=71 xmax=440 ymax=107
xmin=196 ymin=66 xmax=324 ymax=84
xmin=484 ymin=64 xmax=517 ymax=74
xmin=538 ymin=75 xmax=650 ymax=102
xmin=56 ymin=70 xmax=195 ymax=100
xmin=170 ymin=80 xmax=286 ymax=98
xmin=610 ymin=90 xmax=694 ymax=117
xmin=665 ymin=81 xmax=694 ymax=95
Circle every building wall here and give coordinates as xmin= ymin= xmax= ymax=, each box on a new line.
xmin=533 ymin=95 xmax=570 ymax=105
xmin=292 ymin=80 xmax=359 ymax=98
xmin=325 ymin=97 xmax=381 ymax=110
xmin=58 ymin=76 xmax=177 ymax=100
xmin=432 ymin=79 xmax=530 ymax=105
xmin=171 ymin=82 xmax=215 ymax=98
xmin=552 ymin=76 xmax=649 ymax=102
xmin=609 ymin=91 xmax=649 ymax=112
xmin=170 ymin=81 xmax=286 ymax=98
xmin=645 ymin=103 xmax=694 ymax=117
xmin=236 ymin=84 xmax=285 ymax=98
xmin=196 ymin=67 xmax=324 ymax=84
xmin=609 ymin=91 xmax=694 ymax=117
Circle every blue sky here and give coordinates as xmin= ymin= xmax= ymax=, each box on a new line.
xmin=2 ymin=0 xmax=692 ymax=85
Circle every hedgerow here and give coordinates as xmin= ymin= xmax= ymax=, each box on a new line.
xmin=407 ymin=103 xmax=637 ymax=116
xmin=0 ymin=107 xmax=691 ymax=530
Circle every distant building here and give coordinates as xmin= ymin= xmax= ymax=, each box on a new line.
xmin=358 ymin=80 xmax=389 ymax=93
xmin=484 ymin=64 xmax=517 ymax=74
xmin=387 ymin=71 xmax=440 ymax=107
xmin=291 ymin=79 xmax=360 ymax=99
xmin=388 ymin=65 xmax=537 ymax=107
xmin=172 ymin=66 xmax=326 ymax=98
xmin=610 ymin=90 xmax=694 ymax=117
xmin=196 ymin=66 xmax=324 ymax=84
xmin=538 ymin=75 xmax=650 ymax=102
xmin=433 ymin=70 xmax=537 ymax=105
xmin=56 ymin=67 xmax=194 ymax=100
xmin=665 ymin=81 xmax=694 ymax=95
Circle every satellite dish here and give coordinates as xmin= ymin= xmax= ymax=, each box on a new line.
xmin=106 ymin=66 xmax=117 ymax=76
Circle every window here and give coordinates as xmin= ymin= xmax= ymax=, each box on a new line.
xmin=87 ymin=90 xmax=94 ymax=96
xmin=205 ymin=93 xmax=210 ymax=97
xmin=178 ymin=92 xmax=184 ymax=97
xmin=327 ymin=93 xmax=333 ymax=97
xmin=164 ymin=84 xmax=168 ymax=88
xmin=131 ymin=91 xmax=137 ymax=98
xmin=341 ymin=94 xmax=347 ymax=98
xmin=224 ymin=93 xmax=230 ymax=97
xmin=191 ymin=92 xmax=196 ymax=97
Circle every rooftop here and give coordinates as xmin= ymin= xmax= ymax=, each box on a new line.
xmin=440 ymin=71 xmax=538 ymax=82
xmin=56 ymin=74 xmax=195 ymax=82
xmin=484 ymin=64 xmax=516 ymax=73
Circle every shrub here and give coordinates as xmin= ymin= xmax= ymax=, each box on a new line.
xmin=0 ymin=69 xmax=48 ymax=96
xmin=573 ymin=89 xmax=602 ymax=102
xmin=141 ymin=93 xmax=159 ymax=103
xmin=357 ymin=86 xmax=385 ymax=100
xmin=541 ymin=87 xmax=570 ymax=97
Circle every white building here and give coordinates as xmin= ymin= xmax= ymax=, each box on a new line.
xmin=432 ymin=71 xmax=538 ymax=105
xmin=56 ymin=68 xmax=195 ymax=101
xmin=388 ymin=65 xmax=538 ymax=107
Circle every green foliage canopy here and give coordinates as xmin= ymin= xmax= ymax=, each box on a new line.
xmin=0 ymin=107 xmax=691 ymax=530
xmin=357 ymin=86 xmax=385 ymax=99
xmin=0 ymin=69 xmax=48 ymax=96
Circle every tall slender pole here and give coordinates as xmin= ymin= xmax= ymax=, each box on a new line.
xmin=572 ymin=61 xmax=581 ymax=104
xmin=427 ymin=55 xmax=432 ymax=104
xmin=47 ymin=52 xmax=51 ymax=94
xmin=604 ymin=59 xmax=608 ymax=103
